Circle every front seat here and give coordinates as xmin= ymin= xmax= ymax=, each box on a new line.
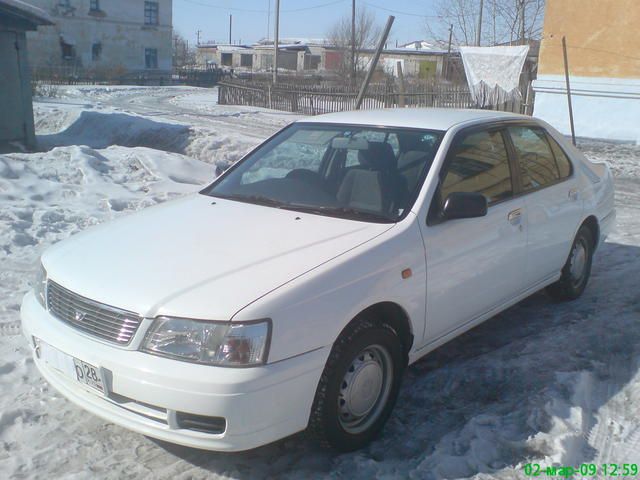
xmin=337 ymin=142 xmax=408 ymax=214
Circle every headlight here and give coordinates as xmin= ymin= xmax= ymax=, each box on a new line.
xmin=141 ymin=317 xmax=271 ymax=367
xmin=33 ymin=262 xmax=47 ymax=309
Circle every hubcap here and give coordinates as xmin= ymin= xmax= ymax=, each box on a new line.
xmin=338 ymin=345 xmax=393 ymax=434
xmin=570 ymin=239 xmax=587 ymax=282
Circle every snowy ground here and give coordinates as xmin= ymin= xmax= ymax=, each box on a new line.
xmin=1 ymin=86 xmax=639 ymax=479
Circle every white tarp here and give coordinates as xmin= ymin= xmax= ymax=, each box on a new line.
xmin=459 ymin=45 xmax=529 ymax=107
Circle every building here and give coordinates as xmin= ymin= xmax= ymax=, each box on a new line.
xmin=196 ymin=38 xmax=326 ymax=73
xmin=533 ymin=0 xmax=640 ymax=142
xmin=25 ymin=0 xmax=172 ymax=78
xmin=195 ymin=38 xmax=449 ymax=79
xmin=0 ymin=0 xmax=52 ymax=150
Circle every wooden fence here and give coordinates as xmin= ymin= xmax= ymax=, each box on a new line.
xmin=218 ymin=80 xmax=527 ymax=115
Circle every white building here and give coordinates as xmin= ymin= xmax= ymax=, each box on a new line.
xmin=26 ymin=0 xmax=172 ymax=77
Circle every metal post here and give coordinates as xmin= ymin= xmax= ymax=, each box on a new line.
xmin=351 ymin=0 xmax=356 ymax=86
xmin=229 ymin=14 xmax=232 ymax=44
xmin=355 ymin=15 xmax=394 ymax=110
xmin=273 ymin=0 xmax=280 ymax=83
xmin=476 ymin=0 xmax=484 ymax=46
xmin=446 ymin=23 xmax=453 ymax=79
xmin=562 ymin=36 xmax=576 ymax=146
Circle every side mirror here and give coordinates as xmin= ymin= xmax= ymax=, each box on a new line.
xmin=442 ymin=192 xmax=488 ymax=220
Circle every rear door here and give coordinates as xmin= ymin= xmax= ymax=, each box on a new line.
xmin=505 ymin=125 xmax=582 ymax=285
xmin=423 ymin=126 xmax=528 ymax=343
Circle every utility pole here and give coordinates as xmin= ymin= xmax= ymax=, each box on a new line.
xmin=267 ymin=0 xmax=271 ymax=41
xmin=446 ymin=23 xmax=453 ymax=79
xmin=519 ymin=0 xmax=526 ymax=45
xmin=351 ymin=0 xmax=356 ymax=87
xmin=196 ymin=29 xmax=202 ymax=46
xmin=273 ymin=0 xmax=280 ymax=83
xmin=229 ymin=14 xmax=232 ymax=44
xmin=476 ymin=0 xmax=484 ymax=46
xmin=355 ymin=16 xmax=395 ymax=109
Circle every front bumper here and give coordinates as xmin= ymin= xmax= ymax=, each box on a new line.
xmin=21 ymin=292 xmax=328 ymax=452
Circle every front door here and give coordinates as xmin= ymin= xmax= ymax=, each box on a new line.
xmin=422 ymin=127 xmax=528 ymax=344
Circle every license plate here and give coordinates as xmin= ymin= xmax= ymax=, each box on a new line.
xmin=37 ymin=339 xmax=105 ymax=395
xmin=73 ymin=358 xmax=105 ymax=394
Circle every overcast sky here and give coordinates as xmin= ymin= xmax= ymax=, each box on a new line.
xmin=173 ymin=0 xmax=442 ymax=46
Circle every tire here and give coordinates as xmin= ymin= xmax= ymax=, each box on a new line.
xmin=546 ymin=225 xmax=594 ymax=301
xmin=308 ymin=319 xmax=405 ymax=452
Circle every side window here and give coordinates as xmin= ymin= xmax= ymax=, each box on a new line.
xmin=546 ymin=134 xmax=573 ymax=178
xmin=508 ymin=126 xmax=560 ymax=190
xmin=441 ymin=129 xmax=513 ymax=204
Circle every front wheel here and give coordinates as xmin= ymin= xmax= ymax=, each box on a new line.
xmin=309 ymin=320 xmax=405 ymax=452
xmin=546 ymin=225 xmax=594 ymax=301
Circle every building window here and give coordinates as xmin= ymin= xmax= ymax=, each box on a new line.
xmin=144 ymin=1 xmax=159 ymax=25
xmin=221 ymin=53 xmax=233 ymax=66
xmin=90 ymin=0 xmax=100 ymax=11
xmin=240 ymin=54 xmax=253 ymax=68
xmin=60 ymin=41 xmax=75 ymax=60
xmin=145 ymin=48 xmax=158 ymax=69
xmin=92 ymin=42 xmax=102 ymax=61
xmin=59 ymin=0 xmax=70 ymax=6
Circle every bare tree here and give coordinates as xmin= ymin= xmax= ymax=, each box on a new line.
xmin=173 ymin=32 xmax=195 ymax=68
xmin=327 ymin=6 xmax=382 ymax=81
xmin=426 ymin=0 xmax=545 ymax=47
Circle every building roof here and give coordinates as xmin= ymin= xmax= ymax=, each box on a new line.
xmin=298 ymin=108 xmax=527 ymax=131
xmin=0 ymin=0 xmax=53 ymax=28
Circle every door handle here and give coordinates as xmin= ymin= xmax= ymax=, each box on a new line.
xmin=508 ymin=208 xmax=522 ymax=225
xmin=568 ymin=188 xmax=579 ymax=201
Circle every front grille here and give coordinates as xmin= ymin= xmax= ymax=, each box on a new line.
xmin=46 ymin=281 xmax=142 ymax=345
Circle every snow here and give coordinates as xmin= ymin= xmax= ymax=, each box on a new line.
xmin=1 ymin=86 xmax=640 ymax=478
xmin=0 ymin=0 xmax=52 ymax=24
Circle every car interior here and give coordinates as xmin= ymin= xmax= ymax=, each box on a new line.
xmin=209 ymin=126 xmax=443 ymax=221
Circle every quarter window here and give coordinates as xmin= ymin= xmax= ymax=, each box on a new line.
xmin=441 ymin=130 xmax=513 ymax=204
xmin=508 ymin=126 xmax=560 ymax=190
xmin=144 ymin=1 xmax=159 ymax=25
xmin=546 ymin=135 xmax=573 ymax=178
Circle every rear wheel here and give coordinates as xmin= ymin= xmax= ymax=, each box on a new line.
xmin=309 ymin=319 xmax=405 ymax=452
xmin=546 ymin=225 xmax=594 ymax=301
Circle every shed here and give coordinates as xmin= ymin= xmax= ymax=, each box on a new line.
xmin=0 ymin=0 xmax=52 ymax=151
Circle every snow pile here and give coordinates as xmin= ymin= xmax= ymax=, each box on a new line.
xmin=38 ymin=111 xmax=191 ymax=153
xmin=1 ymin=86 xmax=639 ymax=478
xmin=0 ymin=146 xmax=212 ymax=324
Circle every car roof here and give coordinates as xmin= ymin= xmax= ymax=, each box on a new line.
xmin=296 ymin=108 xmax=529 ymax=131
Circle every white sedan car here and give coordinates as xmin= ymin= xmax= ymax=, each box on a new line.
xmin=22 ymin=108 xmax=615 ymax=452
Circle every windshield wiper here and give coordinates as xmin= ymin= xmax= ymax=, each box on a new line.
xmin=284 ymin=204 xmax=395 ymax=223
xmin=212 ymin=193 xmax=285 ymax=208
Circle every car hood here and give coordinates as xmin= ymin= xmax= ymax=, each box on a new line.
xmin=43 ymin=194 xmax=394 ymax=320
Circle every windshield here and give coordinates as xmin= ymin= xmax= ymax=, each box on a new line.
xmin=202 ymin=123 xmax=444 ymax=223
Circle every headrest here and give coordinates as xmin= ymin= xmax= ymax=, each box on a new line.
xmin=358 ymin=142 xmax=396 ymax=171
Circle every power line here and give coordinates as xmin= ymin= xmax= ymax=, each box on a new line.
xmin=361 ymin=1 xmax=453 ymax=19
xmin=178 ymin=0 xmax=347 ymax=14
